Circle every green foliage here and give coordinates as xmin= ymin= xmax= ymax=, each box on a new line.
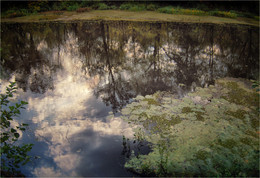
xmin=146 ymin=4 xmax=158 ymax=11
xmin=97 ymin=3 xmax=110 ymax=10
xmin=119 ymin=3 xmax=147 ymax=11
xmin=52 ymin=2 xmax=63 ymax=11
xmin=157 ymin=6 xmax=236 ymax=18
xmin=1 ymin=82 xmax=33 ymax=174
xmin=80 ymin=0 xmax=95 ymax=8
xmin=117 ymin=78 xmax=259 ymax=176
xmin=119 ymin=3 xmax=132 ymax=10
xmin=1 ymin=1 xmax=258 ymax=21
xmin=252 ymin=80 xmax=260 ymax=91
xmin=129 ymin=4 xmax=146 ymax=12
xmin=110 ymin=5 xmax=117 ymax=10
xmin=208 ymin=10 xmax=238 ymax=18
xmin=157 ymin=6 xmax=174 ymax=14
xmin=67 ymin=3 xmax=80 ymax=11
xmin=2 ymin=9 xmax=30 ymax=18
xmin=220 ymin=81 xmax=258 ymax=108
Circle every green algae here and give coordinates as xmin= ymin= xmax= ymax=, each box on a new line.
xmin=195 ymin=150 xmax=211 ymax=160
xmin=113 ymin=77 xmax=259 ymax=177
xmin=219 ymin=81 xmax=259 ymax=108
xmin=143 ymin=98 xmax=160 ymax=105
xmin=181 ymin=107 xmax=206 ymax=121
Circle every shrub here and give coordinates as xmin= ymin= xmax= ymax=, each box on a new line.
xmin=67 ymin=4 xmax=80 ymax=11
xmin=110 ymin=5 xmax=117 ymax=10
xmin=80 ymin=0 xmax=94 ymax=8
xmin=147 ymin=4 xmax=158 ymax=11
xmin=98 ymin=3 xmax=110 ymax=10
xmin=119 ymin=3 xmax=132 ymax=10
xmin=179 ymin=9 xmax=206 ymax=16
xmin=129 ymin=4 xmax=146 ymax=11
xmin=209 ymin=10 xmax=238 ymax=18
xmin=208 ymin=10 xmax=219 ymax=16
xmin=4 ymin=10 xmax=24 ymax=18
xmin=158 ymin=6 xmax=174 ymax=14
xmin=52 ymin=2 xmax=63 ymax=11
xmin=76 ymin=7 xmax=91 ymax=13
xmin=254 ymin=16 xmax=259 ymax=21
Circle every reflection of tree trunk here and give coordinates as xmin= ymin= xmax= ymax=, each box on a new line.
xmin=153 ymin=35 xmax=158 ymax=70
xmin=101 ymin=23 xmax=115 ymax=83
xmin=209 ymin=26 xmax=214 ymax=83
xmin=57 ymin=42 xmax=60 ymax=66
xmin=132 ymin=28 xmax=136 ymax=59
xmin=247 ymin=28 xmax=252 ymax=78
xmin=101 ymin=22 xmax=128 ymax=110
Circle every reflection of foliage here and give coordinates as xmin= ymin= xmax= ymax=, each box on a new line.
xmin=118 ymin=78 xmax=259 ymax=176
xmin=0 ymin=82 xmax=33 ymax=175
xmin=252 ymin=80 xmax=260 ymax=92
xmin=1 ymin=22 xmax=259 ymax=110
xmin=251 ymin=80 xmax=260 ymax=112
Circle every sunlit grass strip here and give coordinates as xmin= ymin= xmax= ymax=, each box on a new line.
xmin=176 ymin=9 xmax=207 ymax=16
xmin=208 ymin=10 xmax=238 ymax=18
xmin=158 ymin=6 xmax=238 ymax=18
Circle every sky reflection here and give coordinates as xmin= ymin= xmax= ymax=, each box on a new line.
xmin=1 ymin=32 xmax=135 ymax=177
xmin=1 ymin=21 xmax=258 ymax=177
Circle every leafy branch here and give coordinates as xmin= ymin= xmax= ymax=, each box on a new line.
xmin=0 ymin=82 xmax=33 ymax=175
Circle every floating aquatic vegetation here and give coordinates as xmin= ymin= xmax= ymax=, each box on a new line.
xmin=115 ymin=78 xmax=259 ymax=176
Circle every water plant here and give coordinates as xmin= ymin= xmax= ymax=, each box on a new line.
xmin=116 ymin=78 xmax=259 ymax=176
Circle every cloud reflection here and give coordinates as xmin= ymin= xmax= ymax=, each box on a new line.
xmin=26 ymin=34 xmax=134 ymax=176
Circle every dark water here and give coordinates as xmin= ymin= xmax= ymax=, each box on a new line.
xmin=1 ymin=21 xmax=259 ymax=177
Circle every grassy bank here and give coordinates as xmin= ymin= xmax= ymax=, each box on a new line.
xmin=1 ymin=10 xmax=259 ymax=27
xmin=1 ymin=1 xmax=259 ymax=26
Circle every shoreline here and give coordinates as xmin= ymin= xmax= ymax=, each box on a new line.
xmin=1 ymin=10 xmax=259 ymax=27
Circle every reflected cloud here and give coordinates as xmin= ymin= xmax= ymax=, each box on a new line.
xmin=25 ymin=34 xmax=134 ymax=176
xmin=1 ymin=21 xmax=258 ymax=177
xmin=33 ymin=166 xmax=63 ymax=177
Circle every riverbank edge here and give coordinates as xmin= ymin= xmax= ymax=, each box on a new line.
xmin=1 ymin=10 xmax=259 ymax=27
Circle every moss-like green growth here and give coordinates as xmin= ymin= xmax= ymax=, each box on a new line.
xmin=195 ymin=150 xmax=211 ymax=160
xmin=182 ymin=107 xmax=206 ymax=121
xmin=225 ymin=109 xmax=248 ymax=122
xmin=220 ymin=81 xmax=259 ymax=108
xmin=143 ymin=98 xmax=160 ymax=105
xmin=182 ymin=107 xmax=192 ymax=113
xmin=113 ymin=78 xmax=259 ymax=177
xmin=217 ymin=138 xmax=238 ymax=149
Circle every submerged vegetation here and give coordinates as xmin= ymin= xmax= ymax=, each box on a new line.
xmin=115 ymin=78 xmax=259 ymax=176
xmin=1 ymin=0 xmax=259 ymax=21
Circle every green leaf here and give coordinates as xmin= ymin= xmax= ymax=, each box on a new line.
xmin=12 ymin=138 xmax=18 ymax=142
xmin=11 ymin=128 xmax=17 ymax=133
xmin=9 ymin=106 xmax=14 ymax=111
xmin=1 ymin=136 xmax=9 ymax=142
xmin=14 ymin=133 xmax=20 ymax=138
xmin=22 ymin=123 xmax=29 ymax=126
xmin=20 ymin=128 xmax=26 ymax=131
xmin=21 ymin=101 xmax=28 ymax=105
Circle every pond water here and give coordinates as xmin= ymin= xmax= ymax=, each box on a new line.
xmin=1 ymin=21 xmax=259 ymax=177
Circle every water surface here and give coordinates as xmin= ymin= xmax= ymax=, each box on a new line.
xmin=1 ymin=21 xmax=259 ymax=177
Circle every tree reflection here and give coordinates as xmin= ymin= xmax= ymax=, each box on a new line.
xmin=1 ymin=22 xmax=258 ymax=111
xmin=93 ymin=22 xmax=134 ymax=112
